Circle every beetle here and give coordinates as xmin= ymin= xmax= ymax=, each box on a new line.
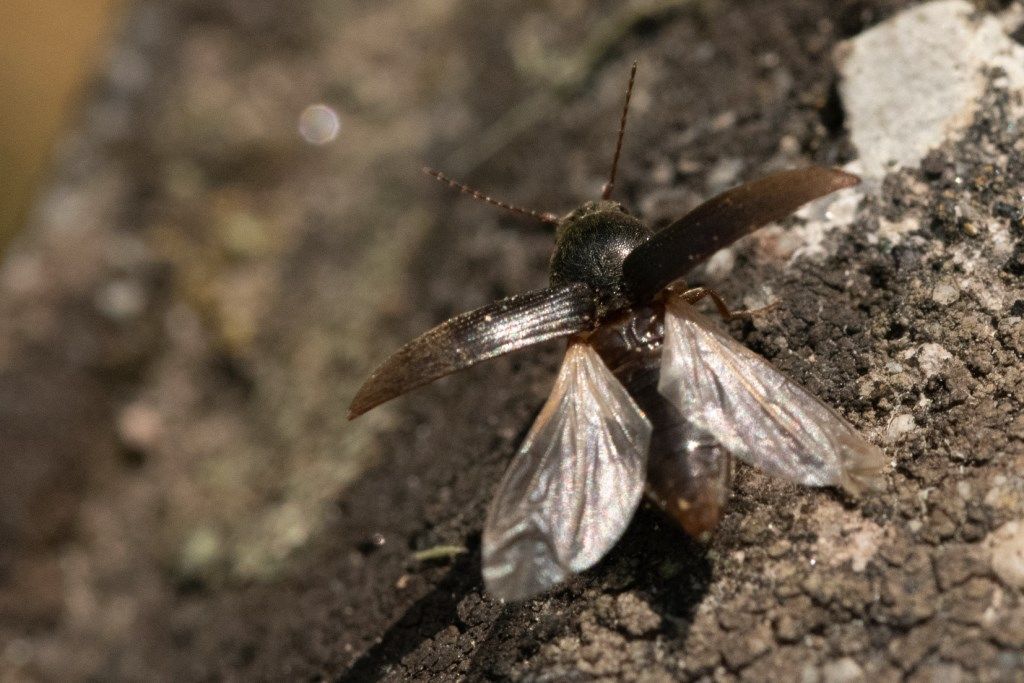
xmin=349 ymin=63 xmax=886 ymax=601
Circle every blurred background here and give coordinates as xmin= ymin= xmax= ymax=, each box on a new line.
xmin=0 ymin=0 xmax=588 ymax=677
xmin=0 ymin=0 xmax=124 ymax=251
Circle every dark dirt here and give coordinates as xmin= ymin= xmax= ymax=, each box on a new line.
xmin=2 ymin=0 xmax=1023 ymax=681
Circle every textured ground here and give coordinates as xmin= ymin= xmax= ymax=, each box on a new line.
xmin=1 ymin=0 xmax=1023 ymax=680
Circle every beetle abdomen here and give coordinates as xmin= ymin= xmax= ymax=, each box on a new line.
xmin=589 ymin=308 xmax=732 ymax=539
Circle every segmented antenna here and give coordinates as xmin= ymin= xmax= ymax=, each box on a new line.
xmin=601 ymin=61 xmax=638 ymax=201
xmin=423 ymin=167 xmax=558 ymax=224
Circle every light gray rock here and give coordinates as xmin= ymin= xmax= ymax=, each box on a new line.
xmin=836 ymin=0 xmax=1024 ymax=180
xmin=987 ymin=520 xmax=1024 ymax=588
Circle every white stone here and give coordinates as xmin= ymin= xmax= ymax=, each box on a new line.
xmin=702 ymin=247 xmax=736 ymax=283
xmin=931 ymin=281 xmax=960 ymax=306
xmin=801 ymin=664 xmax=822 ymax=683
xmin=987 ymin=520 xmax=1024 ymax=588
xmin=95 ymin=279 xmax=146 ymax=320
xmin=886 ymin=413 xmax=916 ymax=441
xmin=814 ymin=500 xmax=883 ymax=573
xmin=821 ymin=657 xmax=864 ymax=683
xmin=915 ymin=342 xmax=953 ymax=378
xmin=877 ymin=216 xmax=921 ymax=244
xmin=836 ymin=0 xmax=1024 ymax=180
xmin=785 ymin=180 xmax=864 ymax=263
xmin=706 ymin=157 xmax=745 ymax=194
xmin=116 ymin=401 xmax=164 ymax=451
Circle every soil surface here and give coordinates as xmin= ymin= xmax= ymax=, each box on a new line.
xmin=2 ymin=0 xmax=1023 ymax=680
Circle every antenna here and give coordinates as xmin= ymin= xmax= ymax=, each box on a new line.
xmin=601 ymin=61 xmax=638 ymax=201
xmin=423 ymin=167 xmax=558 ymax=224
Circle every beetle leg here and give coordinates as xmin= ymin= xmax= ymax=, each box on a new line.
xmin=677 ymin=286 xmax=779 ymax=322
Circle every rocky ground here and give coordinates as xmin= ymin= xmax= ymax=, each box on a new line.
xmin=1 ymin=0 xmax=1024 ymax=680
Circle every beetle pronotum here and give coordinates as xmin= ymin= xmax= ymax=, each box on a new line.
xmin=349 ymin=63 xmax=886 ymax=601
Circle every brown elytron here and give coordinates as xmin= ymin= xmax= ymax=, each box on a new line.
xmin=349 ymin=63 xmax=885 ymax=601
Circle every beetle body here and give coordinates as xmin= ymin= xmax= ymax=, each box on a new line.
xmin=349 ymin=63 xmax=885 ymax=601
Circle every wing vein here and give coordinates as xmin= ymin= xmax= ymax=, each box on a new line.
xmin=482 ymin=343 xmax=652 ymax=600
xmin=658 ymin=298 xmax=885 ymax=494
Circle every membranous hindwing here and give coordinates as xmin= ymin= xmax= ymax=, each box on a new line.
xmin=657 ymin=297 xmax=886 ymax=494
xmin=482 ymin=342 xmax=652 ymax=601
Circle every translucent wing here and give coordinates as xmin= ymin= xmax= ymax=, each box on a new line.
xmin=482 ymin=342 xmax=652 ymax=601
xmin=349 ymin=283 xmax=595 ymax=418
xmin=658 ymin=298 xmax=885 ymax=494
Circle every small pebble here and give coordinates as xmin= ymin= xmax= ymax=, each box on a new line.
xmin=706 ymin=158 xmax=744 ymax=194
xmin=821 ymin=657 xmax=864 ymax=683
xmin=915 ymin=342 xmax=953 ymax=378
xmin=116 ymin=402 xmax=163 ymax=451
xmin=614 ymin=592 xmax=662 ymax=637
xmin=987 ymin=520 xmax=1024 ymax=588
xmin=676 ymin=158 xmax=701 ymax=175
xmin=886 ymin=413 xmax=916 ymax=441
xmin=931 ymin=281 xmax=960 ymax=306
xmin=650 ymin=158 xmax=675 ymax=185
xmin=95 ymin=279 xmax=146 ymax=321
xmin=711 ymin=110 xmax=737 ymax=130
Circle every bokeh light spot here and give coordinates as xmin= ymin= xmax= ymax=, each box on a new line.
xmin=298 ymin=103 xmax=340 ymax=145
